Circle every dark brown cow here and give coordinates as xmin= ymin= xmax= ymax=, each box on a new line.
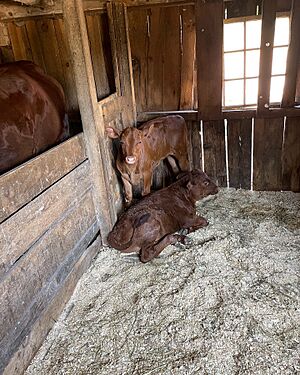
xmin=0 ymin=60 xmax=69 ymax=174
xmin=106 ymin=115 xmax=189 ymax=205
xmin=107 ymin=169 xmax=218 ymax=263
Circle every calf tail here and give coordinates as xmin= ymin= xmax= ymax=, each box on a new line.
xmin=107 ymin=212 xmax=151 ymax=251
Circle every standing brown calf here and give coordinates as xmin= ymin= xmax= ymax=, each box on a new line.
xmin=106 ymin=115 xmax=189 ymax=205
xmin=107 ymin=169 xmax=218 ymax=263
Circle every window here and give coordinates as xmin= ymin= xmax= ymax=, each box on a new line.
xmin=223 ymin=15 xmax=290 ymax=108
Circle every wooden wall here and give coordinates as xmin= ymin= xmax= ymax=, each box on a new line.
xmin=0 ymin=134 xmax=101 ymax=375
xmin=128 ymin=4 xmax=196 ymax=113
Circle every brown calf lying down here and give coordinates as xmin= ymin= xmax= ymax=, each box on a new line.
xmin=0 ymin=60 xmax=68 ymax=174
xmin=107 ymin=169 xmax=218 ymax=263
xmin=106 ymin=115 xmax=189 ymax=205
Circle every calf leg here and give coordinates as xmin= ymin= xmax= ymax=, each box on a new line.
xmin=184 ymin=216 xmax=208 ymax=233
xmin=167 ymin=156 xmax=179 ymax=174
xmin=175 ymin=153 xmax=190 ymax=171
xmin=142 ymin=169 xmax=153 ymax=196
xmin=121 ymin=175 xmax=133 ymax=206
xmin=140 ymin=234 xmax=186 ymax=263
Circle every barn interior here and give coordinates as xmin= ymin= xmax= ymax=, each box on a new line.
xmin=0 ymin=0 xmax=299 ymax=374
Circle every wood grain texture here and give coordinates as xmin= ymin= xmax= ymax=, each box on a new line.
xmin=2 ymin=228 xmax=100 ymax=375
xmin=257 ymin=0 xmax=276 ymax=114
xmin=281 ymin=117 xmax=300 ymax=191
xmin=196 ymin=0 xmax=223 ymax=119
xmin=0 ymin=160 xmax=91 ymax=278
xmin=86 ymin=13 xmax=111 ymax=101
xmin=127 ymin=7 xmax=147 ymax=113
xmin=282 ymin=0 xmax=300 ymax=107
xmin=253 ymin=118 xmax=284 ymax=190
xmin=0 ymin=134 xmax=86 ymax=224
xmin=147 ymin=7 xmax=164 ymax=111
xmin=202 ymin=120 xmax=227 ymax=187
xmin=180 ymin=5 xmax=196 ymax=110
xmin=162 ymin=6 xmax=180 ymax=110
xmin=0 ymin=190 xmax=96 ymax=366
xmin=227 ymin=119 xmax=252 ymax=189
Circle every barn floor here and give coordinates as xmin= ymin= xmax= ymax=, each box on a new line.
xmin=25 ymin=189 xmax=300 ymax=375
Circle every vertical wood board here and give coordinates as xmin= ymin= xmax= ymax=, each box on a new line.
xmin=253 ymin=117 xmax=284 ymax=190
xmin=227 ymin=119 xmax=252 ymax=189
xmin=202 ymin=120 xmax=226 ymax=186
xmin=196 ymin=0 xmax=223 ymax=119
xmin=281 ymin=116 xmax=300 ymax=191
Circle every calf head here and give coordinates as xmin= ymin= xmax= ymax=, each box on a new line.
xmin=106 ymin=125 xmax=154 ymax=166
xmin=184 ymin=169 xmax=218 ymax=201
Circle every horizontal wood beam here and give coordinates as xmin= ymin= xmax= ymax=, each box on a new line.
xmin=0 ymin=134 xmax=86 ymax=224
xmin=137 ymin=107 xmax=300 ymax=122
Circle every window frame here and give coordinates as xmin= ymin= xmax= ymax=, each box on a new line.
xmin=223 ymin=12 xmax=290 ymax=110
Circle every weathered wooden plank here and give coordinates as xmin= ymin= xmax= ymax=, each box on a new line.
xmin=86 ymin=13 xmax=111 ymax=101
xmin=226 ymin=0 xmax=262 ymax=18
xmin=0 ymin=160 xmax=91 ymax=278
xmin=25 ymin=19 xmax=46 ymax=70
xmin=63 ymin=0 xmax=116 ymax=238
xmin=2 ymin=226 xmax=100 ymax=375
xmin=196 ymin=0 xmax=223 ymax=119
xmin=180 ymin=5 xmax=195 ymax=110
xmin=0 ymin=134 xmax=86 ymax=223
xmin=281 ymin=117 xmax=300 ymax=191
xmin=187 ymin=120 xmax=202 ymax=170
xmin=147 ymin=7 xmax=164 ymax=111
xmin=0 ymin=189 xmax=96 ymax=363
xmin=253 ymin=118 xmax=284 ymax=190
xmin=257 ymin=0 xmax=276 ymax=113
xmin=282 ymin=0 xmax=300 ymax=107
xmin=7 ymin=21 xmax=30 ymax=60
xmin=35 ymin=18 xmax=66 ymax=90
xmin=227 ymin=119 xmax=252 ymax=189
xmin=202 ymin=120 xmax=226 ymax=186
xmin=53 ymin=18 xmax=79 ymax=113
xmin=162 ymin=6 xmax=181 ymax=110
xmin=108 ymin=2 xmax=136 ymax=126
xmin=127 ymin=7 xmax=147 ymax=113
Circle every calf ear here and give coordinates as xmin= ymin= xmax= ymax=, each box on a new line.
xmin=106 ymin=127 xmax=120 ymax=139
xmin=142 ymin=123 xmax=155 ymax=138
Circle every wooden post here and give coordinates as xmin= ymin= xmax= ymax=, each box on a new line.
xmin=281 ymin=0 xmax=300 ymax=107
xmin=63 ymin=0 xmax=116 ymax=242
xmin=195 ymin=0 xmax=223 ymax=120
xmin=257 ymin=0 xmax=276 ymax=115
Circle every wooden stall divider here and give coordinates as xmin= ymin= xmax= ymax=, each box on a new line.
xmin=63 ymin=0 xmax=116 ymax=240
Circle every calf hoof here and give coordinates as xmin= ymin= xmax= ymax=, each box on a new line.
xmin=173 ymin=234 xmax=187 ymax=244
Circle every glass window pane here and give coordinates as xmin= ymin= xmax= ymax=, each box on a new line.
xmin=246 ymin=50 xmax=260 ymax=77
xmin=224 ymin=22 xmax=244 ymax=52
xmin=246 ymin=19 xmax=262 ymax=49
xmin=224 ymin=80 xmax=244 ymax=106
xmin=274 ymin=17 xmax=290 ymax=46
xmin=224 ymin=52 xmax=244 ymax=79
xmin=245 ymin=78 xmax=258 ymax=105
xmin=272 ymin=46 xmax=288 ymax=75
xmin=270 ymin=76 xmax=285 ymax=103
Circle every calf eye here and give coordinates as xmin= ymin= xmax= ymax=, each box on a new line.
xmin=203 ymin=181 xmax=209 ymax=186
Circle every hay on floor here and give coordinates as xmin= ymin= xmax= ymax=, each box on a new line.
xmin=25 ymin=189 xmax=300 ymax=375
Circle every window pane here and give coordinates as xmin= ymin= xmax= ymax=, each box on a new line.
xmin=224 ymin=80 xmax=244 ymax=106
xmin=224 ymin=22 xmax=244 ymax=52
xmin=224 ymin=52 xmax=244 ymax=79
xmin=246 ymin=50 xmax=260 ymax=77
xmin=272 ymin=46 xmax=288 ymax=75
xmin=270 ymin=76 xmax=285 ymax=103
xmin=246 ymin=19 xmax=262 ymax=49
xmin=274 ymin=17 xmax=290 ymax=46
xmin=245 ymin=78 xmax=258 ymax=105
